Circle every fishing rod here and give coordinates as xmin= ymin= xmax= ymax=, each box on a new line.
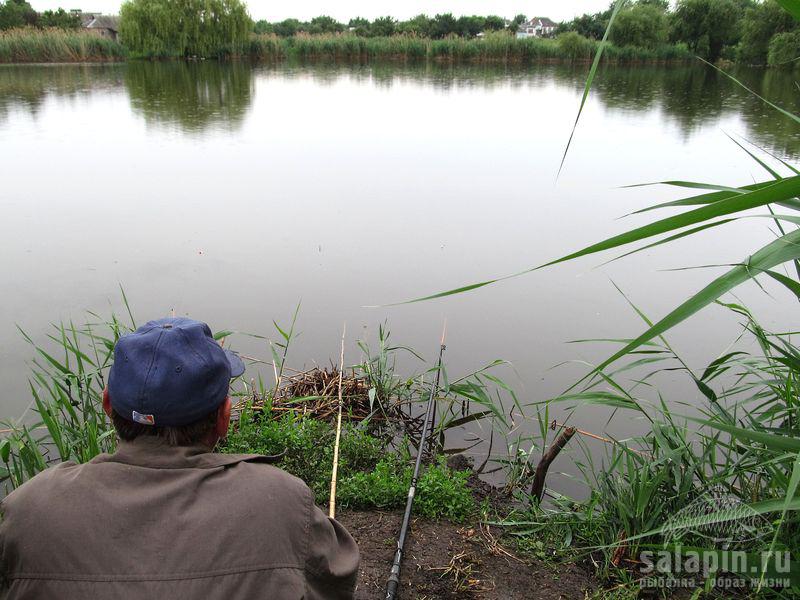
xmin=385 ymin=323 xmax=447 ymax=600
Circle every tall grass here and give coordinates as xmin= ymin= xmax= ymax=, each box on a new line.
xmin=248 ymin=32 xmax=692 ymax=64
xmin=0 ymin=28 xmax=690 ymax=65
xmin=0 ymin=311 xmax=134 ymax=489
xmin=502 ymin=304 xmax=800 ymax=594
xmin=0 ymin=302 xmax=514 ymax=494
xmin=0 ymin=28 xmax=126 ymax=63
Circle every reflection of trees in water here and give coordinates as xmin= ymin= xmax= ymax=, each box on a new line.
xmin=252 ymin=60 xmax=554 ymax=92
xmin=732 ymin=68 xmax=800 ymax=158
xmin=0 ymin=61 xmax=795 ymax=157
xmin=0 ymin=64 xmax=124 ymax=123
xmin=549 ymin=64 xmax=800 ymax=158
xmin=253 ymin=61 xmax=800 ymax=159
xmin=125 ymin=61 xmax=253 ymax=134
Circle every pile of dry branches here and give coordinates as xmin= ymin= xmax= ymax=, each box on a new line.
xmin=252 ymin=367 xmax=376 ymax=422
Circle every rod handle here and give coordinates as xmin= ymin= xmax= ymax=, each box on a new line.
xmin=385 ymin=554 xmax=401 ymax=600
xmin=385 ymin=578 xmax=399 ymax=600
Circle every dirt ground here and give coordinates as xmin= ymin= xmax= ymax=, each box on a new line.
xmin=337 ymin=509 xmax=599 ymax=600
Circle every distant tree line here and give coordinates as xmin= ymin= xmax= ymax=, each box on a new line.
xmin=254 ymin=1 xmax=798 ymax=66
xmin=3 ymin=0 xmax=796 ymax=67
xmin=0 ymin=0 xmax=80 ymax=30
xmin=254 ymin=14 xmax=527 ymax=39
xmin=559 ymin=0 xmax=799 ymax=65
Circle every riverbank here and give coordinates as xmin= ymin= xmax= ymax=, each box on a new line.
xmin=0 ymin=28 xmax=695 ymax=64
xmin=340 ymin=509 xmax=598 ymax=599
xmin=4 ymin=303 xmax=800 ymax=597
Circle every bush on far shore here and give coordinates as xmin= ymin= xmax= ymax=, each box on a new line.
xmin=768 ymin=30 xmax=800 ymax=67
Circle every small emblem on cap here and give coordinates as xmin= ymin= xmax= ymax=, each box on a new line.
xmin=132 ymin=411 xmax=155 ymax=425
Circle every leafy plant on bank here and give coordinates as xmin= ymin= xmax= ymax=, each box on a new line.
xmin=224 ymin=408 xmax=475 ymax=521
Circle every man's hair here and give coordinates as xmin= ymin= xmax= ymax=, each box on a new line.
xmin=110 ymin=408 xmax=218 ymax=447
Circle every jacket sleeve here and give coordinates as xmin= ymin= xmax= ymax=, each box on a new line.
xmin=304 ymin=501 xmax=359 ymax=600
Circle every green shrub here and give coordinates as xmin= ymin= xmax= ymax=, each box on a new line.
xmin=557 ymin=31 xmax=593 ymax=61
xmin=415 ymin=460 xmax=474 ymax=522
xmin=225 ymin=410 xmax=474 ymax=521
xmin=337 ymin=456 xmax=475 ymax=522
xmin=225 ymin=411 xmax=387 ymax=504
xmin=767 ymin=30 xmax=800 ymax=67
xmin=336 ymin=457 xmax=409 ymax=509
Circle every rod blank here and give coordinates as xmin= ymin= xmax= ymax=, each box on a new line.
xmin=385 ymin=332 xmax=446 ymax=600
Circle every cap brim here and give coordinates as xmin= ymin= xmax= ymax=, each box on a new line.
xmin=223 ymin=348 xmax=246 ymax=378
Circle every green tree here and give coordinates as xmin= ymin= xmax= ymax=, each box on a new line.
xmin=484 ymin=15 xmax=505 ymax=31
xmin=370 ymin=16 xmax=395 ymax=37
xmin=638 ymin=0 xmax=669 ymax=8
xmin=610 ymin=3 xmax=667 ymax=48
xmin=253 ymin=19 xmax=273 ymax=34
xmin=0 ymin=0 xmax=37 ymax=30
xmin=396 ymin=14 xmax=433 ymax=37
xmin=273 ymin=18 xmax=300 ymax=37
xmin=119 ymin=0 xmax=252 ymax=58
xmin=738 ymin=0 xmax=797 ymax=64
xmin=455 ymin=15 xmax=485 ymax=37
xmin=670 ymin=0 xmax=740 ymax=61
xmin=767 ymin=30 xmax=800 ymax=65
xmin=307 ymin=15 xmax=343 ymax=34
xmin=559 ymin=8 xmax=612 ymax=40
xmin=38 ymin=8 xmax=80 ymax=29
xmin=347 ymin=17 xmax=370 ymax=36
xmin=431 ymin=13 xmax=457 ymax=38
xmin=509 ymin=13 xmax=526 ymax=32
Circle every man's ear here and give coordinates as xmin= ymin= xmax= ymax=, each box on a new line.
xmin=216 ymin=397 xmax=232 ymax=440
xmin=102 ymin=388 xmax=113 ymax=418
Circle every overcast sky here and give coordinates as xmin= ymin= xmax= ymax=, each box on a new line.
xmin=28 ymin=1 xmax=613 ymax=23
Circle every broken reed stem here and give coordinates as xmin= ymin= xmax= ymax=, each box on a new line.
xmin=530 ymin=426 xmax=576 ymax=502
xmin=329 ymin=323 xmax=346 ymax=519
xmin=550 ymin=419 xmax=651 ymax=458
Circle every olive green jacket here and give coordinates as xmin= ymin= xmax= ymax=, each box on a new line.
xmin=0 ymin=436 xmax=359 ymax=599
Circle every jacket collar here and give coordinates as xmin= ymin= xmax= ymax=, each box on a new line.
xmin=93 ymin=436 xmax=281 ymax=469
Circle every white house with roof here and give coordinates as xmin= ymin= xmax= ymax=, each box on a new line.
xmin=516 ymin=17 xmax=557 ymax=39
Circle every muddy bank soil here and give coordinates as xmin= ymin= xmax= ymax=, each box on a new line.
xmin=337 ymin=509 xmax=598 ymax=599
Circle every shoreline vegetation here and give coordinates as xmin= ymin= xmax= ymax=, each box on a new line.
xmin=2 ymin=0 xmax=798 ymax=67
xmin=0 ymin=28 xmax=126 ymax=62
xmin=0 ymin=28 xmax=697 ymax=65
xmin=5 ymin=298 xmax=800 ymax=597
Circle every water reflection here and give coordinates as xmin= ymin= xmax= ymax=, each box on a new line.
xmin=583 ymin=65 xmax=800 ymax=155
xmin=248 ymin=62 xmax=800 ymax=156
xmin=125 ymin=61 xmax=253 ymax=134
xmin=0 ymin=60 xmax=796 ymax=155
xmin=0 ymin=64 xmax=123 ymax=122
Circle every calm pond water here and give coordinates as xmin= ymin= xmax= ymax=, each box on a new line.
xmin=1 ymin=61 xmax=797 ymax=489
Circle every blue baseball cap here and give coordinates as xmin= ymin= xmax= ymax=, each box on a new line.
xmin=108 ymin=317 xmax=245 ymax=427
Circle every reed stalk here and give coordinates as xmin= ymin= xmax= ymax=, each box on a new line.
xmin=328 ymin=323 xmax=346 ymax=518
